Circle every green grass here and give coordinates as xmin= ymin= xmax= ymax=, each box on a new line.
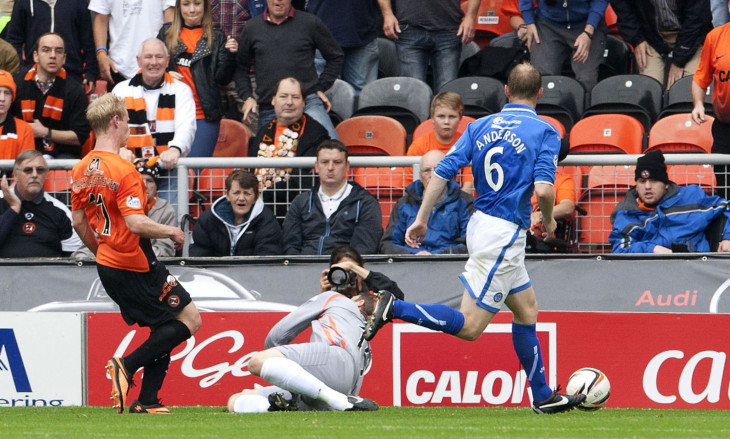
xmin=1 ymin=406 xmax=728 ymax=438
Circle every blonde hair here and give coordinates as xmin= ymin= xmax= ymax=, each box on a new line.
xmin=165 ymin=0 xmax=215 ymax=53
xmin=430 ymin=92 xmax=464 ymax=118
xmin=86 ymin=93 xmax=127 ymax=135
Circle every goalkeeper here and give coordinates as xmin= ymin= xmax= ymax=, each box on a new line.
xmin=227 ymin=245 xmax=402 ymax=412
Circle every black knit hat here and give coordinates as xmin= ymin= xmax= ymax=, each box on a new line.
xmin=134 ymin=158 xmax=161 ymax=186
xmin=635 ymin=150 xmax=669 ymax=184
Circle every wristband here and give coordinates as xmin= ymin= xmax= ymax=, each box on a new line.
xmin=95 ymin=46 xmax=108 ymax=55
xmin=518 ymin=24 xmax=527 ymax=29
xmin=583 ymin=30 xmax=593 ymax=40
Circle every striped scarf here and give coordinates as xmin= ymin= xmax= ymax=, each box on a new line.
xmin=0 ymin=116 xmax=18 ymax=141
xmin=19 ymin=65 xmax=66 ymax=123
xmin=124 ymin=72 xmax=176 ymax=159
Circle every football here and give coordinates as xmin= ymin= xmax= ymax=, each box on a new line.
xmin=565 ymin=367 xmax=611 ymax=410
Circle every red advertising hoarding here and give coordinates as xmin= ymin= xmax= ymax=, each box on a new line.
xmin=87 ymin=311 xmax=730 ymax=409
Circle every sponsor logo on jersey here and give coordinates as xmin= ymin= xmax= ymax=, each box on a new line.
xmin=126 ymin=196 xmax=141 ymax=209
xmin=22 ymin=222 xmax=35 ymax=234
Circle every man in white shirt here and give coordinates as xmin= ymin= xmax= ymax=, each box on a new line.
xmin=89 ymin=0 xmax=175 ymax=90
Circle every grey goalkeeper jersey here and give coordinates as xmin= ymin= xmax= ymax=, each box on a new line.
xmin=265 ymin=291 xmax=371 ymax=375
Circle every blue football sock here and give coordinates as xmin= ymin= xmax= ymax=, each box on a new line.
xmin=393 ymin=300 xmax=465 ymax=335
xmin=512 ymin=322 xmax=552 ymax=402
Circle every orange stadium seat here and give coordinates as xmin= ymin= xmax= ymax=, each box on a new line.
xmin=539 ymin=115 xmax=566 ymax=139
xmin=44 ymin=169 xmax=72 ymax=193
xmin=647 ymin=114 xmax=713 ymax=154
xmin=569 ymin=114 xmax=644 ymax=154
xmin=213 ymin=119 xmax=251 ymax=157
xmin=576 ymin=165 xmax=636 ymax=251
xmin=196 ymin=168 xmax=235 ymax=210
xmin=668 ymin=164 xmax=716 ymax=191
xmin=336 ymin=115 xmax=407 ymax=156
xmin=351 ymin=166 xmax=408 ymax=229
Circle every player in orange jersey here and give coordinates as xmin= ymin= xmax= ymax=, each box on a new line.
xmin=70 ymin=93 xmax=201 ymax=414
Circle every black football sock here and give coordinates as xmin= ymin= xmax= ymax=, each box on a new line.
xmin=123 ymin=320 xmax=191 ymax=374
xmin=137 ymin=354 xmax=170 ymax=405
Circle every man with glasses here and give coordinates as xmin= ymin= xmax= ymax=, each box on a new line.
xmin=11 ymin=33 xmax=91 ymax=160
xmin=0 ymin=149 xmax=81 ymax=257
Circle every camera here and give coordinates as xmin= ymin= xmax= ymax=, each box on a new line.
xmin=327 ymin=267 xmax=358 ymax=294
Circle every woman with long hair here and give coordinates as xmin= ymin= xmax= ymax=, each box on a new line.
xmin=158 ymin=0 xmax=237 ymax=157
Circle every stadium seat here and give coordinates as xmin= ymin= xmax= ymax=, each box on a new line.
xmin=324 ymin=79 xmax=356 ymax=127
xmin=44 ymin=169 xmax=72 ymax=193
xmin=354 ymin=77 xmax=433 ymax=144
xmin=196 ymin=168 xmax=235 ymax=209
xmin=576 ymin=165 xmax=636 ymax=251
xmin=647 ymin=114 xmax=714 ymax=154
xmin=569 ymin=114 xmax=644 ymax=154
xmin=459 ymin=41 xmax=481 ymax=70
xmin=462 ymin=0 xmax=513 ymax=40
xmin=598 ymin=35 xmax=633 ymax=82
xmin=668 ymin=164 xmax=716 ymax=191
xmin=659 ymin=75 xmax=714 ymax=119
xmin=537 ymin=75 xmax=585 ymax=133
xmin=81 ymin=131 xmax=95 ymax=158
xmin=336 ymin=115 xmax=407 ymax=156
xmin=88 ymin=80 xmax=107 ymax=103
xmin=583 ymin=74 xmax=663 ymax=132
xmin=539 ymin=115 xmax=566 ymax=139
xmin=439 ymin=76 xmax=506 ymax=119
xmin=213 ymin=119 xmax=250 ymax=158
xmin=376 ymin=37 xmax=399 ymax=79
xmin=351 ymin=166 xmax=408 ymax=229
xmin=412 ymin=116 xmax=476 ymax=142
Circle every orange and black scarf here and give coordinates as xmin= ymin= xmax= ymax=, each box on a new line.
xmin=124 ymin=71 xmax=176 ymax=159
xmin=18 ymin=65 xmax=67 ymax=154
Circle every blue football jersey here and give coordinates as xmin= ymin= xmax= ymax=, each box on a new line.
xmin=435 ymin=103 xmax=561 ymax=229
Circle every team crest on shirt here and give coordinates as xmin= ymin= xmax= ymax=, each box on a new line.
xmin=84 ymin=157 xmax=104 ymax=176
xmin=126 ymin=196 xmax=142 ymax=209
xmin=22 ymin=222 xmax=35 ymax=234
xmin=24 ymin=212 xmax=34 ymax=220
xmin=493 ymin=292 xmax=504 ymax=303
xmin=168 ymin=295 xmax=180 ymax=308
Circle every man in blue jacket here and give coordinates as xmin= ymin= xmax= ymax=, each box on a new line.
xmin=380 ymin=150 xmax=474 ymax=254
xmin=610 ymin=150 xmax=730 ymax=253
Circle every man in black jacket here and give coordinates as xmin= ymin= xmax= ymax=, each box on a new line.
xmin=611 ymin=0 xmax=712 ymax=90
xmin=282 ymin=140 xmax=382 ymax=255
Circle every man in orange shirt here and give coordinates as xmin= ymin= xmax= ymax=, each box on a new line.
xmin=0 ymin=70 xmax=34 ymax=161
xmin=528 ymin=170 xmax=576 ymax=252
xmin=692 ymin=4 xmax=730 ymax=199
xmin=407 ymin=92 xmax=473 ymax=193
xmin=70 ymin=93 xmax=201 ymax=414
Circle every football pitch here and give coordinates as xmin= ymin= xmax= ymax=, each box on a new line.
xmin=1 ymin=406 xmax=728 ymax=438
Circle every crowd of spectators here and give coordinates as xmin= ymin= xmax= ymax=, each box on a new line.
xmin=1 ymin=0 xmax=730 ymax=258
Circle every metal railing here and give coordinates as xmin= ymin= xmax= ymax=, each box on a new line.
xmin=3 ymin=153 xmax=729 ymax=254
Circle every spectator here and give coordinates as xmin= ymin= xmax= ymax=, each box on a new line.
xmin=0 ymin=70 xmax=34 ymax=160
xmin=0 ymin=149 xmax=81 ymax=257
xmin=306 ymin=0 xmax=379 ymax=95
xmin=158 ymin=0 xmax=237 ymax=158
xmin=234 ymin=0 xmax=343 ymax=140
xmin=381 ymin=150 xmax=474 ymax=255
xmin=89 ymin=0 xmax=175 ymax=90
xmin=282 ymin=139 xmax=382 ymax=255
xmin=12 ymin=32 xmax=90 ymax=160
xmin=519 ymin=0 xmax=608 ymax=92
xmin=71 ymin=158 xmax=178 ymax=260
xmin=253 ymin=77 xmax=329 ymax=220
xmin=611 ymin=0 xmax=712 ymax=91
xmin=6 ymin=0 xmax=97 ymax=88
xmin=407 ymin=92 xmax=473 ymax=193
xmin=0 ymin=37 xmax=19 ymax=74
xmin=691 ymin=4 xmax=730 ymax=199
xmin=609 ymin=150 xmax=730 ymax=253
xmin=527 ymin=169 xmax=576 ymax=252
xmin=190 ymin=169 xmax=282 ymax=256
xmin=378 ymin=0 xmax=480 ymax=92
xmin=112 ymin=38 xmax=196 ymax=210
